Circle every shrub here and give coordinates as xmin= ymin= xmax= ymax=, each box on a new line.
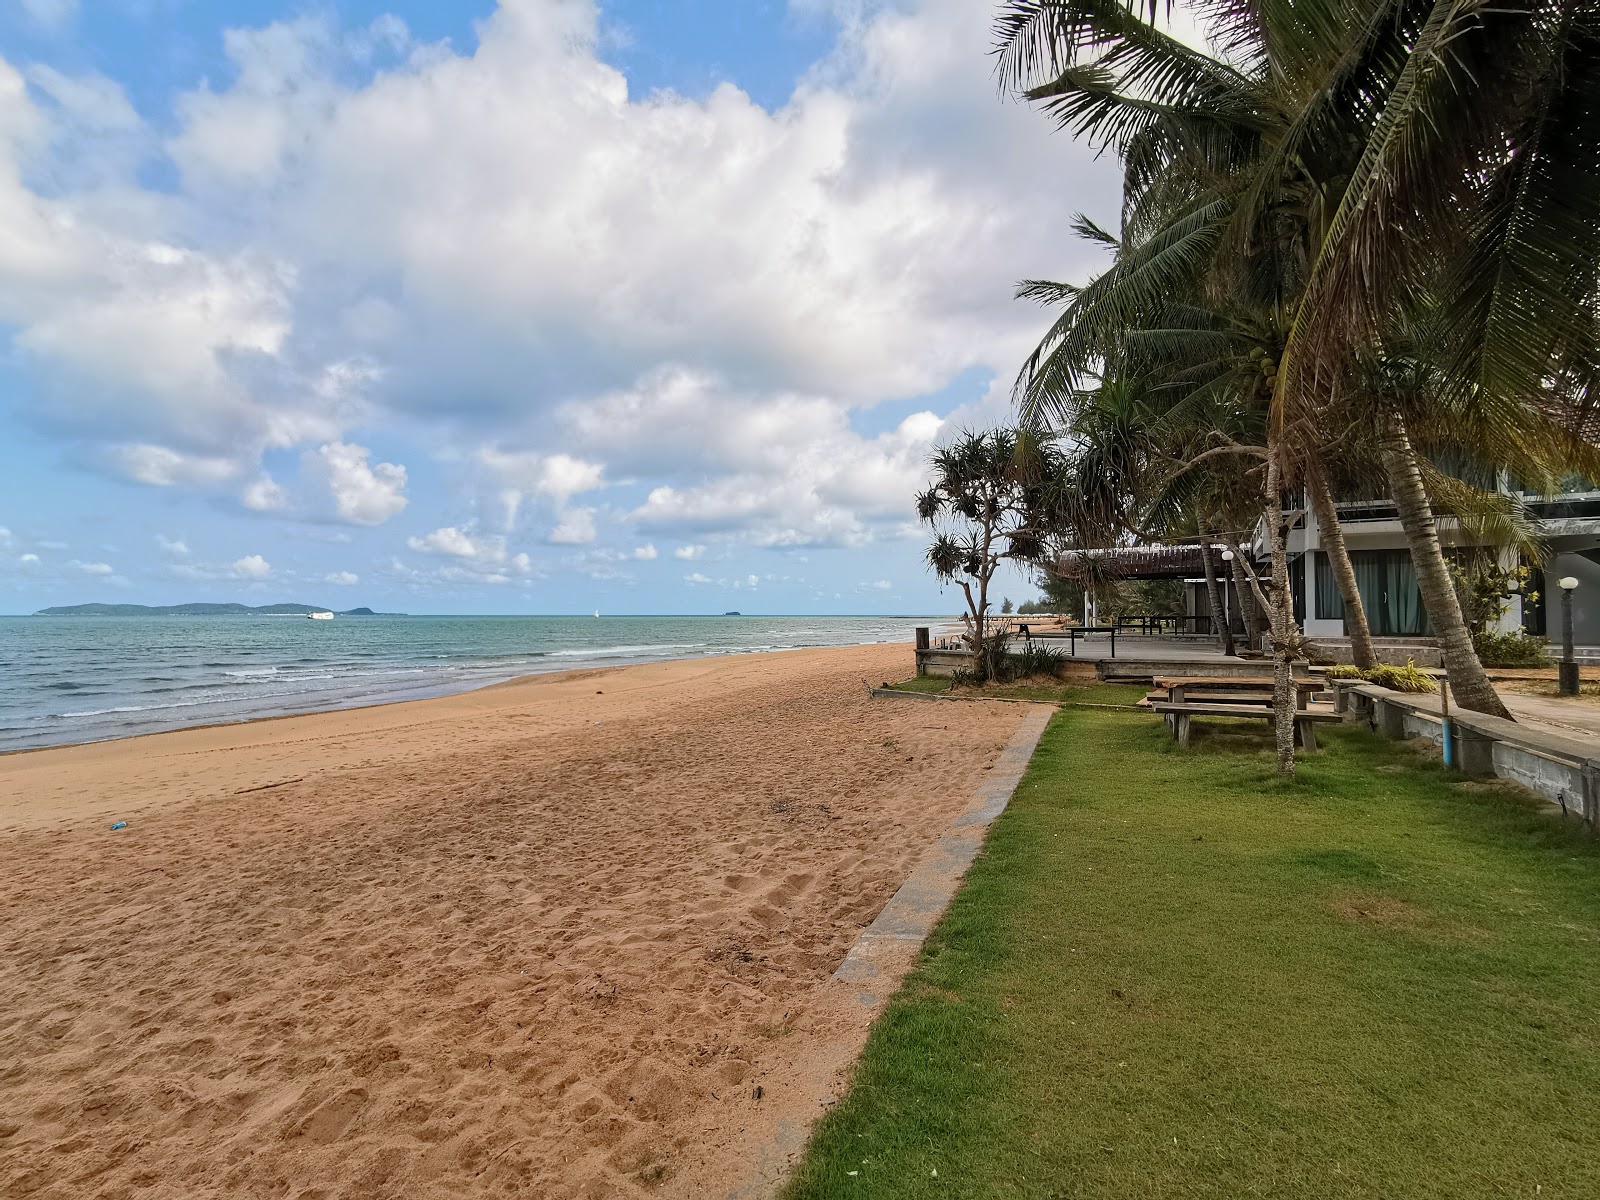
xmin=1366 ymin=660 xmax=1438 ymax=693
xmin=1011 ymin=642 xmax=1067 ymax=680
xmin=1325 ymin=664 xmax=1365 ymax=679
xmin=1472 ymin=629 xmax=1550 ymax=668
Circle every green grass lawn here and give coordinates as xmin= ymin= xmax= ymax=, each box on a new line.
xmin=786 ymin=692 xmax=1600 ymax=1199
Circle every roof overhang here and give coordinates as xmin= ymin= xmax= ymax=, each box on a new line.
xmin=1053 ymin=545 xmax=1207 ymax=582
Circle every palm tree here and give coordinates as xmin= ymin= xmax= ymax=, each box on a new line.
xmin=995 ymin=0 xmax=1600 ymax=724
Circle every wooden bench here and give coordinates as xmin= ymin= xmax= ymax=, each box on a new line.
xmin=1143 ymin=690 xmax=1282 ymax=708
xmin=1151 ymin=701 xmax=1344 ymax=750
xmin=1153 ymin=676 xmax=1324 ymax=710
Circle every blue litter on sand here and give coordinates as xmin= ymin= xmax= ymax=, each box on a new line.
xmin=110 ymin=821 xmax=127 ymax=830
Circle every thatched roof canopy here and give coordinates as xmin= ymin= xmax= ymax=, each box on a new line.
xmin=1053 ymin=544 xmax=1206 ymax=582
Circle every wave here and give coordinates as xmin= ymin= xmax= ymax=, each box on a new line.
xmin=55 ymin=705 xmax=148 ymax=718
xmin=548 ymin=643 xmax=706 ymax=658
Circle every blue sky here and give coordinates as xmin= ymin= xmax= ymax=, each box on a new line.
xmin=0 ymin=0 xmax=1119 ymax=614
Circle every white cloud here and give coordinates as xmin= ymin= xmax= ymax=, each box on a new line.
xmin=864 ymin=579 xmax=892 ymax=590
xmin=573 ymin=367 xmax=944 ymax=547
xmin=305 ymin=440 xmax=408 ymax=525
xmin=683 ymin=572 xmax=714 ymax=586
xmin=232 ymin=554 xmax=272 ymax=579
xmin=72 ymin=559 xmax=113 ymax=575
xmin=113 ymin=445 xmax=239 ymax=488
xmin=0 ymin=526 xmax=11 ymax=546
xmin=25 ymin=65 xmax=139 ymax=132
xmin=20 ymin=552 xmax=39 ymax=564
xmin=156 ymin=535 xmax=189 ymax=556
xmin=19 ymin=0 xmax=76 ymax=32
xmin=477 ymin=449 xmax=606 ymax=531
xmin=673 ymin=544 xmax=705 ymax=560
xmin=0 ymin=0 xmax=1117 ymax=573
xmin=632 ymin=543 xmax=657 ymax=560
xmin=241 ymin=476 xmax=288 ymax=512
xmin=408 ymin=526 xmax=487 ymax=558
xmin=549 ymin=507 xmax=597 ymax=545
xmin=405 ymin=524 xmax=535 ymax=581
xmin=324 ymin=570 xmax=359 ymax=585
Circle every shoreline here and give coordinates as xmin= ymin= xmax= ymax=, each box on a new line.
xmin=1 ymin=642 xmax=1030 ymax=1197
xmin=3 ymin=633 xmax=921 ymax=758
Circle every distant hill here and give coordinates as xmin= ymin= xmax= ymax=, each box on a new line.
xmin=32 ymin=602 xmax=402 ymax=617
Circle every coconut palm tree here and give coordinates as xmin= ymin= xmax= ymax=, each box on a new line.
xmin=995 ymin=0 xmax=1600 ymax=724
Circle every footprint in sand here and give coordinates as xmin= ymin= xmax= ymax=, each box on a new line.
xmin=297 ymin=1087 xmax=367 ymax=1144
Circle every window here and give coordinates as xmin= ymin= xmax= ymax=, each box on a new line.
xmin=1316 ymin=550 xmax=1429 ymax=635
xmin=1350 ymin=549 xmax=1429 ymax=637
xmin=1314 ymin=552 xmax=1343 ymax=620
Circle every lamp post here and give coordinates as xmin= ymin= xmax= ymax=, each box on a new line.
xmin=1220 ymin=548 xmax=1241 ymax=646
xmin=1558 ymin=576 xmax=1580 ymax=696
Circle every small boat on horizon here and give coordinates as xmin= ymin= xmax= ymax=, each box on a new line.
xmin=307 ymin=611 xmax=334 ymax=620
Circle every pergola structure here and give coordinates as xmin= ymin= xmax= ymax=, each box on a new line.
xmin=1053 ymin=544 xmax=1208 ymax=582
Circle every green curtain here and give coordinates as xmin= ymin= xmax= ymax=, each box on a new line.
xmin=1352 ymin=552 xmax=1388 ymax=634
xmin=1385 ymin=553 xmax=1428 ymax=635
xmin=1314 ymin=552 xmax=1344 ymax=620
xmin=1347 ymin=550 xmax=1429 ymax=636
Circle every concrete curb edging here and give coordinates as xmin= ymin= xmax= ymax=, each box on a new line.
xmin=721 ymin=704 xmax=1055 ymax=1200
xmin=832 ymin=704 xmax=1054 ymax=1007
xmin=868 ymin=685 xmax=1047 ymax=707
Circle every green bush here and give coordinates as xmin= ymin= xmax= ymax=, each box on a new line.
xmin=1366 ymin=660 xmax=1438 ymax=693
xmin=1010 ymin=641 xmax=1067 ymax=680
xmin=1325 ymin=664 xmax=1365 ymax=679
xmin=1472 ymin=629 xmax=1550 ymax=668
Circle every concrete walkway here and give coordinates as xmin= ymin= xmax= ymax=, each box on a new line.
xmin=1501 ymin=692 xmax=1600 ymax=740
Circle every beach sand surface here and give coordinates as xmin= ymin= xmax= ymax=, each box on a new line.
xmin=0 ymin=643 xmax=1029 ymax=1198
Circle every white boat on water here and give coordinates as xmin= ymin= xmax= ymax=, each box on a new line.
xmin=307 ymin=611 xmax=334 ymax=620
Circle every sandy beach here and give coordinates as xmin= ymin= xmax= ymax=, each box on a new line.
xmin=0 ymin=643 xmax=1029 ymax=1198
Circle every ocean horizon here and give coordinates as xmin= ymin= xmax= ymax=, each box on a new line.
xmin=0 ymin=613 xmax=944 ymax=753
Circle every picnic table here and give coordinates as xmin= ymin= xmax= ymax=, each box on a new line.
xmin=1146 ymin=676 xmax=1339 ymax=750
xmin=1022 ymin=624 xmax=1122 ymax=657
xmin=1151 ymin=676 xmax=1323 ymax=711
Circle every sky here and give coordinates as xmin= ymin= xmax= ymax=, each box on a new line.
xmin=0 ymin=0 xmax=1128 ymax=615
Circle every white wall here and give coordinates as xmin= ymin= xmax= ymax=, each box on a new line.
xmin=1547 ymin=551 xmax=1600 ymax=646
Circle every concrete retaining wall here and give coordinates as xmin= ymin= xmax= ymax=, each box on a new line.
xmin=914 ymin=648 xmax=971 ymax=678
xmin=1355 ymin=683 xmax=1600 ymax=826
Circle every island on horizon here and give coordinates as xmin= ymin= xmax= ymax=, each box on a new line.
xmin=32 ymin=602 xmax=405 ymax=617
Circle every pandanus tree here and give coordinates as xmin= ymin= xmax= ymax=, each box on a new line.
xmin=995 ymin=0 xmax=1600 ymax=739
xmin=917 ymin=429 xmax=1072 ymax=680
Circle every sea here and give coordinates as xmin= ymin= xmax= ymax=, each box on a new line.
xmin=0 ymin=614 xmax=941 ymax=753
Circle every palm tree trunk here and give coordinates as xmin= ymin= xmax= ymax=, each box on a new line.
xmin=1198 ymin=537 xmax=1235 ymax=656
xmin=1263 ymin=439 xmax=1297 ymax=776
xmin=1222 ymin=537 xmax=1262 ymax=648
xmin=1306 ymin=467 xmax=1378 ymax=669
xmin=1379 ymin=420 xmax=1511 ymax=719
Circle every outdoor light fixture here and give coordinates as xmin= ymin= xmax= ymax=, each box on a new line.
xmin=1221 ymin=550 xmax=1235 ymax=562
xmin=1557 ymin=576 xmax=1581 ymax=696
